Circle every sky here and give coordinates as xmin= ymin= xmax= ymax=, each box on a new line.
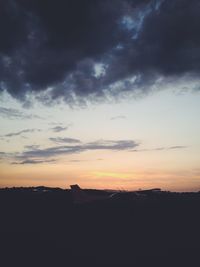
xmin=0 ymin=0 xmax=200 ymax=191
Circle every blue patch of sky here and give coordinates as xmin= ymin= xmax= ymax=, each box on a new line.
xmin=121 ymin=0 xmax=163 ymax=40
xmin=93 ymin=63 xmax=107 ymax=78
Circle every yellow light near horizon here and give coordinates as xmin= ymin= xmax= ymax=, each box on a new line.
xmin=94 ymin=171 xmax=132 ymax=179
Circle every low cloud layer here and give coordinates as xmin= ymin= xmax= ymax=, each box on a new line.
xmin=0 ymin=0 xmax=199 ymax=105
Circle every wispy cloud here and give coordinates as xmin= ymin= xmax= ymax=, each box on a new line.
xmin=68 ymin=158 xmax=102 ymax=163
xmin=24 ymin=145 xmax=40 ymax=150
xmin=85 ymin=140 xmax=137 ymax=150
xmin=49 ymin=137 xmax=81 ymax=144
xmin=12 ymin=159 xmax=56 ymax=165
xmin=1 ymin=129 xmax=41 ymax=138
xmin=48 ymin=122 xmax=64 ymax=126
xmin=0 ymin=152 xmax=6 ymax=159
xmin=131 ymin=146 xmax=187 ymax=152
xmin=110 ymin=115 xmax=126 ymax=120
xmin=168 ymin=146 xmax=187 ymax=150
xmin=50 ymin=126 xmax=69 ymax=133
xmin=1 ymin=140 xmax=187 ymax=166
xmin=13 ymin=140 xmax=139 ymax=163
xmin=0 ymin=107 xmax=43 ymax=120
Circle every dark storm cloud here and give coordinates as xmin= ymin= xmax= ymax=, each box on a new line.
xmin=0 ymin=107 xmax=43 ymax=119
xmin=49 ymin=137 xmax=81 ymax=144
xmin=0 ymin=0 xmax=200 ymax=104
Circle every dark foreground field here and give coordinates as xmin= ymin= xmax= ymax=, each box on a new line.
xmin=0 ymin=187 xmax=200 ymax=267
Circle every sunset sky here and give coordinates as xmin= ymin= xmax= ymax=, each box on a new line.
xmin=0 ymin=0 xmax=200 ymax=191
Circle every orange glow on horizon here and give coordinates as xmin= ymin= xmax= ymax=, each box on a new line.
xmin=0 ymin=161 xmax=200 ymax=192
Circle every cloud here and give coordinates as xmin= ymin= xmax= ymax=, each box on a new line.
xmin=68 ymin=158 xmax=102 ymax=163
xmin=168 ymin=146 xmax=187 ymax=150
xmin=131 ymin=145 xmax=187 ymax=152
xmin=85 ymin=140 xmax=138 ymax=151
xmin=24 ymin=145 xmax=40 ymax=150
xmin=12 ymin=159 xmax=56 ymax=165
xmin=0 ymin=0 xmax=199 ymax=105
xmin=0 ymin=152 xmax=6 ymax=156
xmin=68 ymin=159 xmax=86 ymax=163
xmin=50 ymin=126 xmax=69 ymax=132
xmin=0 ymin=107 xmax=43 ymax=120
xmin=13 ymin=139 xmax=139 ymax=163
xmin=49 ymin=137 xmax=81 ymax=144
xmin=1 ymin=141 xmax=187 ymax=164
xmin=110 ymin=115 xmax=126 ymax=120
xmin=1 ymin=128 xmax=41 ymax=138
xmin=48 ymin=122 xmax=64 ymax=126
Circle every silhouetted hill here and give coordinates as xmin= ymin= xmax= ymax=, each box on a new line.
xmin=0 ymin=187 xmax=200 ymax=267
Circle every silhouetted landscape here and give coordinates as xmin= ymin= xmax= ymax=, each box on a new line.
xmin=0 ymin=186 xmax=200 ymax=266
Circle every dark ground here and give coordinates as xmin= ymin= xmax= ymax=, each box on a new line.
xmin=0 ymin=187 xmax=200 ymax=267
